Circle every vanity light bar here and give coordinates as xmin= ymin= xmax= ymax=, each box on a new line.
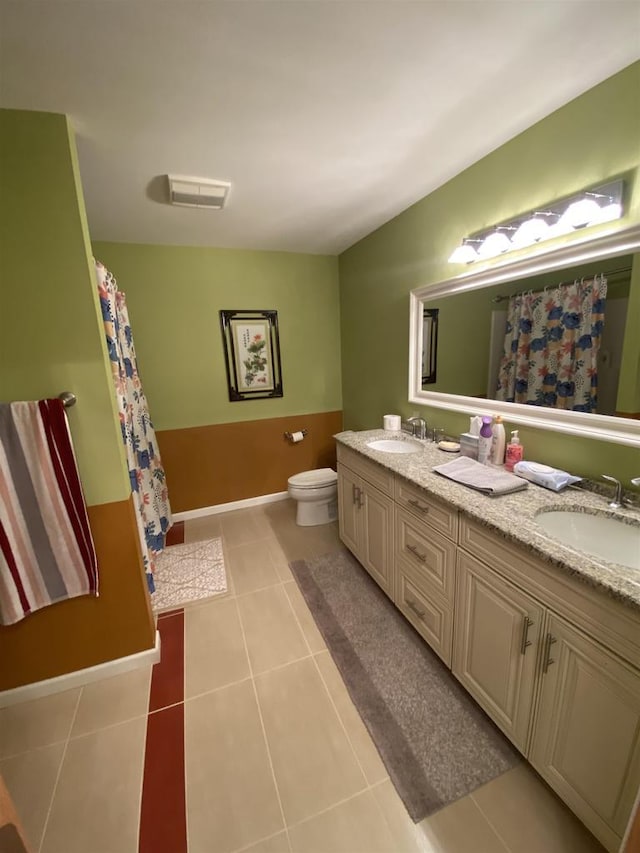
xmin=448 ymin=179 xmax=624 ymax=264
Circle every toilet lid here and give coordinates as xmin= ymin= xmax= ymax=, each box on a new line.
xmin=288 ymin=468 xmax=337 ymax=488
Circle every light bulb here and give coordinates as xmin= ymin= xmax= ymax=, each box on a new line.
xmin=448 ymin=243 xmax=479 ymax=263
xmin=591 ymin=201 xmax=622 ymax=224
xmin=477 ymin=231 xmax=511 ymax=258
xmin=511 ymin=217 xmax=550 ymax=248
xmin=558 ymin=197 xmax=602 ymax=228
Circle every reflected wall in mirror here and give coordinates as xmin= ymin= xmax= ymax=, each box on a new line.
xmin=409 ymin=226 xmax=640 ymax=446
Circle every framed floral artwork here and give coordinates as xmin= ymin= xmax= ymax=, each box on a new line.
xmin=219 ymin=309 xmax=283 ymax=401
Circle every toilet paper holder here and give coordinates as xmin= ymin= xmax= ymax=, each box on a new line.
xmin=284 ymin=429 xmax=308 ymax=442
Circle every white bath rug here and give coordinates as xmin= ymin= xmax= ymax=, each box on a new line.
xmin=152 ymin=537 xmax=227 ymax=612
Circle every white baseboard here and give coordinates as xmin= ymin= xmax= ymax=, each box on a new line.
xmin=0 ymin=630 xmax=161 ymax=708
xmin=173 ymin=491 xmax=290 ymax=521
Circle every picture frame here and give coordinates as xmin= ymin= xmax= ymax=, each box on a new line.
xmin=421 ymin=308 xmax=439 ymax=385
xmin=219 ymin=309 xmax=283 ymax=401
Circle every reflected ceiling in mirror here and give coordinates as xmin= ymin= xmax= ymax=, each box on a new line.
xmin=409 ymin=225 xmax=640 ymax=447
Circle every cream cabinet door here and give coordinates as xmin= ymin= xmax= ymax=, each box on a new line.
xmin=453 ymin=551 xmax=543 ymax=752
xmin=530 ymin=613 xmax=640 ymax=852
xmin=360 ymin=483 xmax=394 ymax=597
xmin=337 ymin=466 xmax=360 ymax=558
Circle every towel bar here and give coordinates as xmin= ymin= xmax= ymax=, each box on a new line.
xmin=58 ymin=391 xmax=77 ymax=408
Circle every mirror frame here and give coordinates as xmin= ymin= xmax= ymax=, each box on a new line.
xmin=409 ymin=224 xmax=640 ymax=447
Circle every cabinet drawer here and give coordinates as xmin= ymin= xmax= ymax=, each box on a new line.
xmin=395 ymin=477 xmax=458 ymax=541
xmin=395 ymin=506 xmax=456 ymax=604
xmin=396 ymin=566 xmax=453 ymax=666
xmin=336 ymin=444 xmax=394 ymax=496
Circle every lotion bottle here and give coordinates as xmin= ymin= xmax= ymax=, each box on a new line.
xmin=505 ymin=430 xmax=524 ymax=472
xmin=477 ymin=416 xmax=493 ymax=465
xmin=490 ymin=415 xmax=506 ymax=466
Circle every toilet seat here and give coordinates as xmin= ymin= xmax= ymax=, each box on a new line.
xmin=288 ymin=468 xmax=337 ymax=489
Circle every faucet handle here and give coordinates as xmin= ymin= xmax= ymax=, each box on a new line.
xmin=602 ymin=475 xmax=623 ymax=509
xmin=631 ymin=477 xmax=640 ymax=487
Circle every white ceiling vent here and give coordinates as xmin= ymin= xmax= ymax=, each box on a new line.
xmin=167 ymin=175 xmax=231 ymax=209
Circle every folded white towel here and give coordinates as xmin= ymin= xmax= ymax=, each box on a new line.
xmin=432 ymin=457 xmax=528 ymax=496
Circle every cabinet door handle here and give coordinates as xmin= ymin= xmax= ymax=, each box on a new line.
xmin=406 ymin=543 xmax=427 ymax=563
xmin=407 ymin=598 xmax=426 ymax=620
xmin=520 ymin=616 xmax=533 ymax=655
xmin=542 ymin=633 xmax=557 ymax=673
xmin=356 ymin=487 xmax=363 ymax=508
xmin=408 ymin=498 xmax=429 ymax=514
xmin=352 ymin=484 xmax=363 ymax=508
xmin=352 ymin=484 xmax=358 ymax=505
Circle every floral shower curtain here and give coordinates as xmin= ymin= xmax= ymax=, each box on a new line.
xmin=96 ymin=261 xmax=172 ymax=592
xmin=495 ymin=275 xmax=607 ymax=413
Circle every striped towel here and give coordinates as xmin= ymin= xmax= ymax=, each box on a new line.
xmin=0 ymin=399 xmax=98 ymax=625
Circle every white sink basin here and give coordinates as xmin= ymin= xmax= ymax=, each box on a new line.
xmin=535 ymin=510 xmax=640 ymax=570
xmin=366 ymin=439 xmax=422 ymax=454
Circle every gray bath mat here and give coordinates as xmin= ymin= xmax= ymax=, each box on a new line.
xmin=290 ymin=548 xmax=521 ymax=822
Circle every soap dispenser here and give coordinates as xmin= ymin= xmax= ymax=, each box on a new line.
xmin=505 ymin=430 xmax=524 ymax=472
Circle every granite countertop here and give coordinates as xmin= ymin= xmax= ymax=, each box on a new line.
xmin=335 ymin=429 xmax=640 ymax=611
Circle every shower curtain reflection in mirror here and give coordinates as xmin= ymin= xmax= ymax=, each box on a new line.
xmin=494 ymin=276 xmax=607 ymax=413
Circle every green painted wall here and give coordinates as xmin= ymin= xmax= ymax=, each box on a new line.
xmin=338 ymin=61 xmax=640 ymax=480
xmin=92 ymin=243 xmax=342 ymax=431
xmin=0 ymin=110 xmax=129 ymax=505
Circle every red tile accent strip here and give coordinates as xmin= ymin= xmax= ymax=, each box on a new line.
xmin=157 ymin=608 xmax=183 ymax=621
xmin=140 ymin=609 xmax=187 ymax=853
xmin=165 ymin=521 xmax=185 ymax=546
xmin=139 ymin=703 xmax=187 ymax=853
xmin=149 ymin=609 xmax=184 ymax=712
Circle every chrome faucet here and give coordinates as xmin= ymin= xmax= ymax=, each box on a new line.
xmin=406 ymin=416 xmax=427 ymax=440
xmin=602 ymin=475 xmax=639 ymax=509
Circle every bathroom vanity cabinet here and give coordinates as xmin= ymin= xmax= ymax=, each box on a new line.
xmin=336 ymin=446 xmax=394 ymax=597
xmin=455 ymin=520 xmax=640 ymax=851
xmin=335 ymin=436 xmax=640 ymax=852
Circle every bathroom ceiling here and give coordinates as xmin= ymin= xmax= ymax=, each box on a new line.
xmin=1 ymin=1 xmax=639 ymax=255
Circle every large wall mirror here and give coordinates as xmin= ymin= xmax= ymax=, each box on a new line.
xmin=409 ymin=225 xmax=640 ymax=447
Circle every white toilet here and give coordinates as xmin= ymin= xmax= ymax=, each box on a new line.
xmin=287 ymin=468 xmax=338 ymax=526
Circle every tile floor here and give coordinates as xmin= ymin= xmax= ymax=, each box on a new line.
xmin=0 ymin=500 xmax=606 ymax=853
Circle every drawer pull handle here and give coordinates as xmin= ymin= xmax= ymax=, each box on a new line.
xmin=520 ymin=616 xmax=533 ymax=655
xmin=542 ymin=633 xmax=557 ymax=674
xmin=406 ymin=543 xmax=426 ymax=563
xmin=407 ymin=598 xmax=426 ymax=620
xmin=408 ymin=498 xmax=429 ymax=514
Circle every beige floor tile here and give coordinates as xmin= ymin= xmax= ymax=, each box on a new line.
xmin=283 ymin=581 xmax=326 ymax=653
xmin=0 ymin=689 xmax=80 ymax=759
xmin=237 ymin=830 xmax=291 ymax=853
xmin=371 ymin=779 xmax=426 ymax=853
xmin=237 ymin=586 xmax=309 ymax=675
xmin=40 ymin=716 xmax=147 ymax=853
xmin=255 ymin=657 xmax=366 ymax=826
xmin=419 ymin=795 xmax=510 ymax=853
xmin=288 ymin=789 xmax=397 ymax=853
xmin=71 ymin=666 xmax=151 ymax=737
xmin=269 ymin=538 xmax=296 ymax=583
xmin=185 ymin=596 xmax=250 ymax=698
xmin=184 ymin=514 xmax=223 ymax=542
xmin=471 ymin=763 xmax=606 ymax=853
xmin=0 ymin=742 xmax=65 ymax=851
xmin=185 ymin=679 xmax=284 ymax=852
xmin=227 ymin=538 xmax=283 ymax=595
xmin=221 ymin=509 xmax=275 ymax=548
xmin=314 ymin=651 xmax=388 ymax=785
